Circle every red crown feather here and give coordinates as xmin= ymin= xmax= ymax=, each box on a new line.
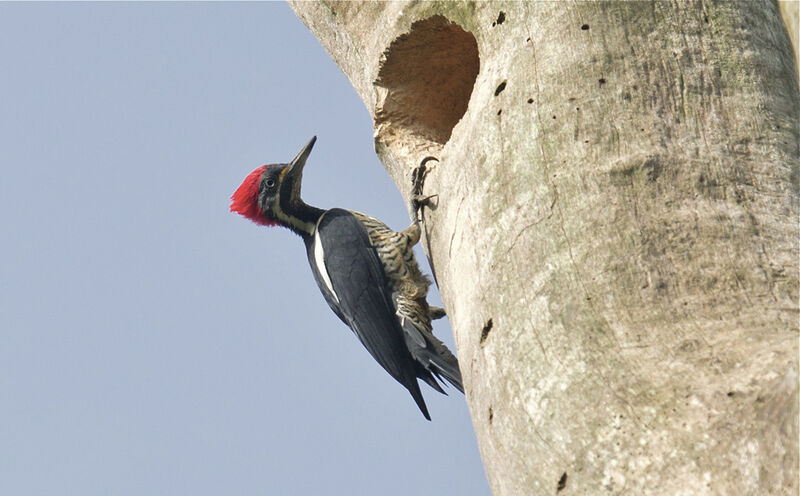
xmin=230 ymin=165 xmax=276 ymax=226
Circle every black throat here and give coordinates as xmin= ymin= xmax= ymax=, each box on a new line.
xmin=267 ymin=169 xmax=326 ymax=238
xmin=271 ymin=187 xmax=325 ymax=238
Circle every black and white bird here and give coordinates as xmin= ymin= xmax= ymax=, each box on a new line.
xmin=230 ymin=136 xmax=462 ymax=420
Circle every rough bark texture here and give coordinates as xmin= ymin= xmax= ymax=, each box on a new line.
xmin=289 ymin=2 xmax=799 ymax=495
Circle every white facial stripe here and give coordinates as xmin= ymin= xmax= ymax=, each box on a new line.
xmin=270 ymin=168 xmax=315 ymax=234
xmin=313 ymin=228 xmax=339 ymax=303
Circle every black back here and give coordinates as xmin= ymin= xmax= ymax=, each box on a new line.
xmin=303 ymin=208 xmax=431 ymax=419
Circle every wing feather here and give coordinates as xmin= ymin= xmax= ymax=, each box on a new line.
xmin=305 ymin=209 xmax=431 ymax=419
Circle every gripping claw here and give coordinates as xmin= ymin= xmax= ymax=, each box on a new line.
xmin=412 ymin=157 xmax=439 ymax=221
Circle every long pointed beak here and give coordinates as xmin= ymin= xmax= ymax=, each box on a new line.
xmin=286 ymin=136 xmax=316 ymax=179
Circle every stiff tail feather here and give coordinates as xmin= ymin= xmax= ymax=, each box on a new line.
xmin=404 ymin=375 xmax=432 ymax=421
xmin=401 ymin=319 xmax=464 ymax=394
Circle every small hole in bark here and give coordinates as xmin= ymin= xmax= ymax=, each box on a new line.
xmin=375 ymin=16 xmax=479 ymax=147
xmin=480 ymin=318 xmax=493 ymax=345
xmin=488 ymin=406 xmax=494 ymax=423
xmin=527 ymin=98 xmax=534 ymax=103
xmin=704 ymin=13 xmax=709 ymax=23
xmin=557 ymin=472 xmax=568 ymax=492
xmin=581 ymin=24 xmax=589 ymax=30
xmin=494 ymin=81 xmax=507 ymax=96
xmin=599 ymin=78 xmax=606 ymax=85
xmin=495 ymin=11 xmax=505 ymax=25
xmin=497 ymin=109 xmax=502 ymax=115
xmin=552 ymin=115 xmax=557 ymax=119
xmin=526 ymin=37 xmax=531 ymax=42
xmin=644 ymin=156 xmax=662 ymax=182
xmin=727 ymin=391 xmax=735 ymax=397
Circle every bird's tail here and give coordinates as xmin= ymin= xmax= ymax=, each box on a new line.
xmin=401 ymin=319 xmax=464 ymax=394
xmin=405 ymin=379 xmax=432 ymax=421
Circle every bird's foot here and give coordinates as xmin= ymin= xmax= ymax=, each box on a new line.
xmin=412 ymin=157 xmax=439 ymax=222
xmin=412 ymin=194 xmax=439 ymax=221
xmin=429 ymin=306 xmax=446 ymax=320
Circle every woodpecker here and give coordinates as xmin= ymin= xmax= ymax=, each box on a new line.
xmin=230 ymin=136 xmax=462 ymax=420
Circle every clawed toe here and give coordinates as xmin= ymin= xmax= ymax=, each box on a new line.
xmin=429 ymin=306 xmax=446 ymax=320
xmin=412 ymin=157 xmax=439 ymax=221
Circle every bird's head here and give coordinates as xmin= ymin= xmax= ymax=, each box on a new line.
xmin=230 ymin=136 xmax=317 ymax=229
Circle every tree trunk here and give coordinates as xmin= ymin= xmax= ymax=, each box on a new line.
xmin=289 ymin=2 xmax=799 ymax=494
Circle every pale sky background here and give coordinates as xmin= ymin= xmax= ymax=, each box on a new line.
xmin=0 ymin=3 xmax=489 ymax=495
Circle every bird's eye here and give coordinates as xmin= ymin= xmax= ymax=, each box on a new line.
xmin=265 ymin=178 xmax=276 ymax=188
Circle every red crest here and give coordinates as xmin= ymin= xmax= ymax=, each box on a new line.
xmin=230 ymin=165 xmax=276 ymax=226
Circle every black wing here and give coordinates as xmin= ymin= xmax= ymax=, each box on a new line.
xmin=304 ymin=208 xmax=431 ymax=420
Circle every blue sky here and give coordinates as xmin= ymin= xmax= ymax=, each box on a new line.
xmin=0 ymin=3 xmax=488 ymax=495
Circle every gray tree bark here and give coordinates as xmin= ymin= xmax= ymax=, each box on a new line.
xmin=289 ymin=2 xmax=799 ymax=495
